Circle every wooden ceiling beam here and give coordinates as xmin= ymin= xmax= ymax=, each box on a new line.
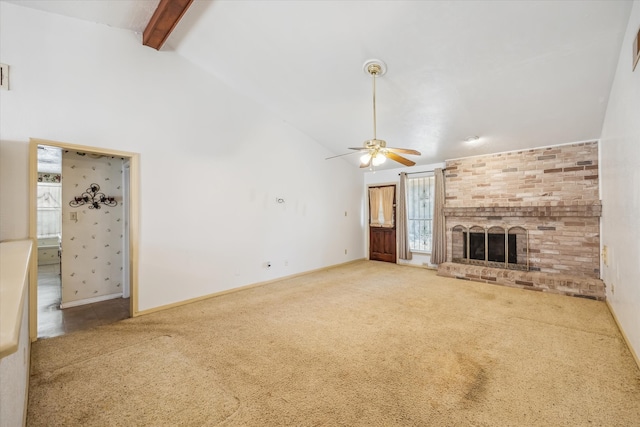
xmin=143 ymin=0 xmax=193 ymax=50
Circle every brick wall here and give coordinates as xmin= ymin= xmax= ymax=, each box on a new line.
xmin=445 ymin=142 xmax=599 ymax=208
xmin=439 ymin=142 xmax=603 ymax=298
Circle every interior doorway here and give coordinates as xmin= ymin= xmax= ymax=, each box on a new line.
xmin=35 ymin=145 xmax=63 ymax=337
xmin=29 ymin=138 xmax=140 ymax=342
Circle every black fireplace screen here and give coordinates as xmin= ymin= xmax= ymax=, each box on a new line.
xmin=452 ymin=225 xmax=528 ymax=270
xmin=464 ymin=232 xmax=517 ymax=263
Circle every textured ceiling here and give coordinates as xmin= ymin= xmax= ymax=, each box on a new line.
xmin=9 ymin=0 xmax=633 ymax=169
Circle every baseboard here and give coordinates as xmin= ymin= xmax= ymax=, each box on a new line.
xmin=606 ymin=300 xmax=640 ymax=372
xmin=24 ymin=340 xmax=30 ymax=427
xmin=135 ymin=258 xmax=366 ymax=317
xmin=398 ymin=260 xmax=438 ymax=271
xmin=60 ymin=292 xmax=123 ymax=309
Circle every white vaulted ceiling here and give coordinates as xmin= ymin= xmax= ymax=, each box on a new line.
xmin=4 ymin=0 xmax=160 ymax=33
xmin=5 ymin=0 xmax=633 ymax=168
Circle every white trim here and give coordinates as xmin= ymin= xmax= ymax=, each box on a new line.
xmin=60 ymin=292 xmax=123 ymax=309
xmin=445 ymin=139 xmax=599 ymax=163
xmin=410 ymin=250 xmax=432 ymax=255
xmin=607 ymin=301 xmax=640 ymax=371
xmin=136 ymin=259 xmax=366 ymax=317
xmin=598 ymin=139 xmax=604 ymax=283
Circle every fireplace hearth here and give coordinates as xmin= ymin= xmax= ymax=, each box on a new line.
xmin=437 ymin=141 xmax=604 ymax=300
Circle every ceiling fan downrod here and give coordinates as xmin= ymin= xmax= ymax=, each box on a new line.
xmin=368 ymin=62 xmax=382 ymax=142
xmin=324 ymin=59 xmax=419 ymax=168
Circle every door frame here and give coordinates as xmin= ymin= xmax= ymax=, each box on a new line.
xmin=366 ymin=183 xmax=398 ymax=263
xmin=28 ymin=138 xmax=141 ymax=342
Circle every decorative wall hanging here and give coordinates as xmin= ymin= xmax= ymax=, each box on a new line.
xmin=69 ymin=183 xmax=117 ymax=209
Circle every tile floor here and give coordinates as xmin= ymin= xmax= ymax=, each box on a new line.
xmin=38 ymin=264 xmax=130 ymax=339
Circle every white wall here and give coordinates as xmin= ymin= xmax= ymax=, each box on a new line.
xmin=0 ymin=140 xmax=29 ymax=240
xmin=0 ymin=3 xmax=365 ymax=312
xmin=600 ymin=0 xmax=640 ymax=360
xmin=364 ymin=162 xmax=444 ymax=267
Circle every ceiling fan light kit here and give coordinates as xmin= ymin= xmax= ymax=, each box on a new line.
xmin=360 ymin=152 xmax=387 ymax=166
xmin=325 ymin=59 xmax=421 ymax=170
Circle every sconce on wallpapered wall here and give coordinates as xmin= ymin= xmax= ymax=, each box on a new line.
xmin=69 ymin=183 xmax=117 ymax=210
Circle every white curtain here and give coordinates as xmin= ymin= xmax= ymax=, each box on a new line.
xmin=369 ymin=186 xmax=395 ymax=227
xmin=381 ymin=186 xmax=395 ymax=228
xmin=397 ymin=173 xmax=412 ymax=260
xmin=369 ymin=187 xmax=382 ymax=226
xmin=431 ymin=168 xmax=446 ymax=264
xmin=37 ymin=183 xmax=62 ymax=238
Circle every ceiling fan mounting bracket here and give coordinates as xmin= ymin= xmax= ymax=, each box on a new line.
xmin=365 ymin=139 xmax=386 ymax=148
xmin=363 ymin=59 xmax=387 ymax=77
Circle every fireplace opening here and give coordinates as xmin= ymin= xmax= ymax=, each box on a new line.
xmin=451 ymin=225 xmax=528 ymax=270
xmin=463 ymin=232 xmax=517 ymax=263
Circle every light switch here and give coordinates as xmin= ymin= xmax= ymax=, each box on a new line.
xmin=0 ymin=64 xmax=8 ymax=90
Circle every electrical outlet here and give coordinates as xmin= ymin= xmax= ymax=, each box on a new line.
xmin=344 ymin=249 xmax=347 ymax=255
xmin=602 ymin=245 xmax=608 ymax=266
xmin=611 ymin=283 xmax=615 ymax=294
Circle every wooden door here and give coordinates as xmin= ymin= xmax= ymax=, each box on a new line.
xmin=369 ymin=185 xmax=396 ymax=263
xmin=370 ymin=227 xmax=396 ymax=262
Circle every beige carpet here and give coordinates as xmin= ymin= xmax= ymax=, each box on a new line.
xmin=28 ymin=261 xmax=640 ymax=426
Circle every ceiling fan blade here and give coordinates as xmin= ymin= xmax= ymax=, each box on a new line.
xmin=326 ymin=152 xmax=359 ymax=160
xmin=385 ymin=151 xmax=416 ymax=166
xmin=386 ymin=147 xmax=421 ymax=155
xmin=359 ymin=155 xmax=372 ymax=168
xmin=348 ymin=147 xmax=368 ymax=151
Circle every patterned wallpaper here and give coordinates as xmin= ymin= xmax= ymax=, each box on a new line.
xmin=38 ymin=172 xmax=61 ymax=183
xmin=61 ymin=152 xmax=125 ymax=307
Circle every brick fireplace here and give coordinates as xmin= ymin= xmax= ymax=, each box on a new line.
xmin=437 ymin=141 xmax=605 ymax=300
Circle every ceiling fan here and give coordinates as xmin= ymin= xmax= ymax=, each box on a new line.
xmin=327 ymin=59 xmax=421 ymax=169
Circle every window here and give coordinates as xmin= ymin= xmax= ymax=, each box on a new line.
xmin=37 ymin=146 xmax=62 ymax=238
xmin=37 ymin=182 xmax=62 ymax=238
xmin=407 ymin=175 xmax=435 ymax=252
xmin=369 ymin=186 xmax=395 ymax=228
